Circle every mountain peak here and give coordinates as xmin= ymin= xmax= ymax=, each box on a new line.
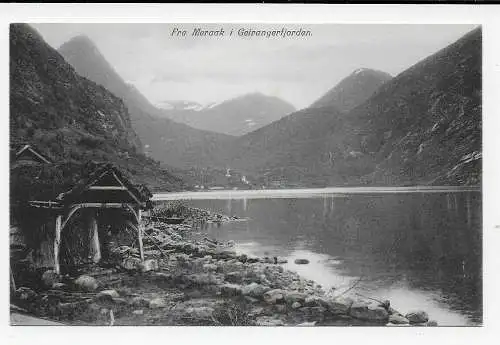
xmin=160 ymin=92 xmax=296 ymax=136
xmin=310 ymin=68 xmax=392 ymax=112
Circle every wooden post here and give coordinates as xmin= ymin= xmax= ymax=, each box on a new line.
xmin=90 ymin=211 xmax=101 ymax=263
xmin=137 ymin=208 xmax=144 ymax=262
xmin=54 ymin=215 xmax=62 ymax=274
xmin=10 ymin=265 xmax=16 ymax=294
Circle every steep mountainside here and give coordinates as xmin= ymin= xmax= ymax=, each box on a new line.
xmin=160 ymin=93 xmax=296 ymax=136
xmin=58 ymin=36 xmax=233 ymax=169
xmin=10 ymin=24 xmax=184 ymax=191
xmin=310 ymin=68 xmax=392 ymax=112
xmin=223 ymin=28 xmax=481 ymax=187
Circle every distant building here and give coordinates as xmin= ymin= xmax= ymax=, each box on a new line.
xmin=11 ymin=144 xmax=51 ymax=167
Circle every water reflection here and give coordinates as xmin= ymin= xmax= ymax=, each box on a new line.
xmin=175 ymin=191 xmax=482 ymax=325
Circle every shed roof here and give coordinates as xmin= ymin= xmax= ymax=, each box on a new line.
xmin=11 ymin=160 xmax=152 ymax=207
xmin=57 ymin=163 xmax=152 ymax=205
xmin=13 ymin=144 xmax=52 ymax=164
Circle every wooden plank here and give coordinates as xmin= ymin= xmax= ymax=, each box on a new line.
xmin=87 ymin=186 xmax=128 ymax=191
xmin=10 ymin=265 xmax=16 ymax=293
xmin=90 ymin=212 xmax=101 ymax=263
xmin=112 ymin=172 xmax=143 ymax=205
xmin=138 ymin=208 xmax=144 ymax=262
xmin=69 ymin=203 xmax=128 ymax=208
xmin=54 ymin=215 xmax=62 ymax=274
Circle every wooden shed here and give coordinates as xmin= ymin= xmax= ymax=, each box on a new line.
xmin=11 ymin=160 xmax=152 ymax=276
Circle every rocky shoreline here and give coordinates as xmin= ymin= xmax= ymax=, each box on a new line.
xmin=11 ymin=207 xmax=436 ymax=326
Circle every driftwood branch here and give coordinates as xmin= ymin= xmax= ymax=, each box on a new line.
xmin=333 ymin=275 xmax=364 ymax=299
xmin=355 ymin=292 xmax=385 ymax=305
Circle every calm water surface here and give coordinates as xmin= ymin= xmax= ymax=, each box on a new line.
xmin=155 ymin=188 xmax=482 ymax=326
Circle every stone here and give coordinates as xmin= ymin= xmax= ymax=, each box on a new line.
xmin=277 ymin=258 xmax=288 ymax=264
xmin=388 ymin=314 xmax=410 ymax=324
xmin=238 ymin=254 xmax=248 ymax=263
xmin=131 ymin=296 xmax=150 ymax=308
xmin=121 ymin=257 xmax=142 ymax=270
xmin=294 ymin=258 xmax=310 ymax=265
xmin=186 ymin=290 xmax=203 ymax=299
xmin=284 ymin=291 xmax=307 ymax=304
xmin=16 ymin=287 xmax=37 ymax=302
xmin=203 ymin=263 xmax=218 ymax=272
xmin=248 ymin=306 xmax=265 ymax=317
xmin=255 ymin=316 xmax=285 ymax=326
xmin=261 ymin=257 xmax=274 ymax=264
xmin=220 ymin=283 xmax=242 ymax=297
xmin=149 ymin=297 xmax=167 ymax=309
xmin=326 ymin=297 xmax=353 ymax=315
xmin=386 ymin=322 xmax=410 ymax=327
xmin=96 ymin=289 xmax=120 ymax=302
xmin=304 ymin=295 xmax=323 ymax=307
xmin=41 ymin=270 xmax=60 ymax=289
xmin=113 ymin=297 xmax=129 ymax=305
xmin=246 ymin=256 xmax=260 ymax=263
xmin=405 ymin=310 xmax=429 ymax=324
xmin=350 ymin=302 xmax=389 ymax=322
xmin=426 ymin=320 xmax=438 ymax=327
xmin=241 ymin=282 xmax=270 ymax=298
xmin=263 ymin=289 xmax=285 ymax=304
xmin=52 ymin=283 xmax=67 ymax=290
xmin=297 ymin=321 xmax=317 ymax=326
xmin=152 ymin=272 xmax=172 ymax=281
xmin=292 ymin=302 xmax=302 ymax=309
xmin=139 ymin=259 xmax=159 ymax=272
xmin=182 ymin=306 xmax=215 ymax=320
xmin=224 ymin=271 xmax=243 ymax=284
xmin=74 ymin=275 xmax=98 ymax=292
xmin=183 ymin=273 xmax=219 ymax=286
xmin=299 ymin=306 xmax=327 ymax=321
xmin=244 ymin=296 xmax=260 ymax=304
xmin=273 ymin=304 xmax=287 ymax=313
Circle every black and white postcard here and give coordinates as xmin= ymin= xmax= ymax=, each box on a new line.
xmin=2 ymin=3 xmax=498 ymax=345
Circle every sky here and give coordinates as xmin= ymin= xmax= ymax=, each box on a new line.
xmin=33 ymin=23 xmax=477 ymax=110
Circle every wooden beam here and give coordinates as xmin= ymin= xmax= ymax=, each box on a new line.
xmin=69 ymin=203 xmax=129 ymax=209
xmin=112 ymin=172 xmax=143 ymax=205
xmin=88 ymin=186 xmax=128 ymax=191
xmin=10 ymin=265 xmax=16 ymax=293
xmin=54 ymin=215 xmax=62 ymax=275
xmin=137 ymin=208 xmax=144 ymax=262
xmin=61 ymin=205 xmax=83 ymax=231
xmin=89 ymin=211 xmax=101 ymax=263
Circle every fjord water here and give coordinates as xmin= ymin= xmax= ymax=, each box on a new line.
xmin=156 ymin=188 xmax=482 ymax=325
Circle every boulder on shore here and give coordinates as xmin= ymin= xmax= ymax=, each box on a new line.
xmin=284 ymin=291 xmax=308 ymax=305
xmin=389 ymin=314 xmax=410 ymax=324
xmin=220 ymin=283 xmax=243 ymax=297
xmin=96 ymin=289 xmax=120 ymax=302
xmin=16 ymin=287 xmax=37 ymax=302
xmin=41 ymin=270 xmax=60 ymax=289
xmin=349 ymin=302 xmax=389 ymax=322
xmin=326 ymin=296 xmax=353 ymax=315
xmin=121 ymin=257 xmax=142 ymax=270
xmin=139 ymin=259 xmax=159 ymax=272
xmin=294 ymin=259 xmax=310 ymax=265
xmin=149 ymin=297 xmax=167 ymax=309
xmin=241 ymin=282 xmax=270 ymax=298
xmin=263 ymin=289 xmax=285 ymax=304
xmin=255 ymin=316 xmax=285 ymax=326
xmin=74 ymin=275 xmax=98 ymax=292
xmin=405 ymin=310 xmax=429 ymax=324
